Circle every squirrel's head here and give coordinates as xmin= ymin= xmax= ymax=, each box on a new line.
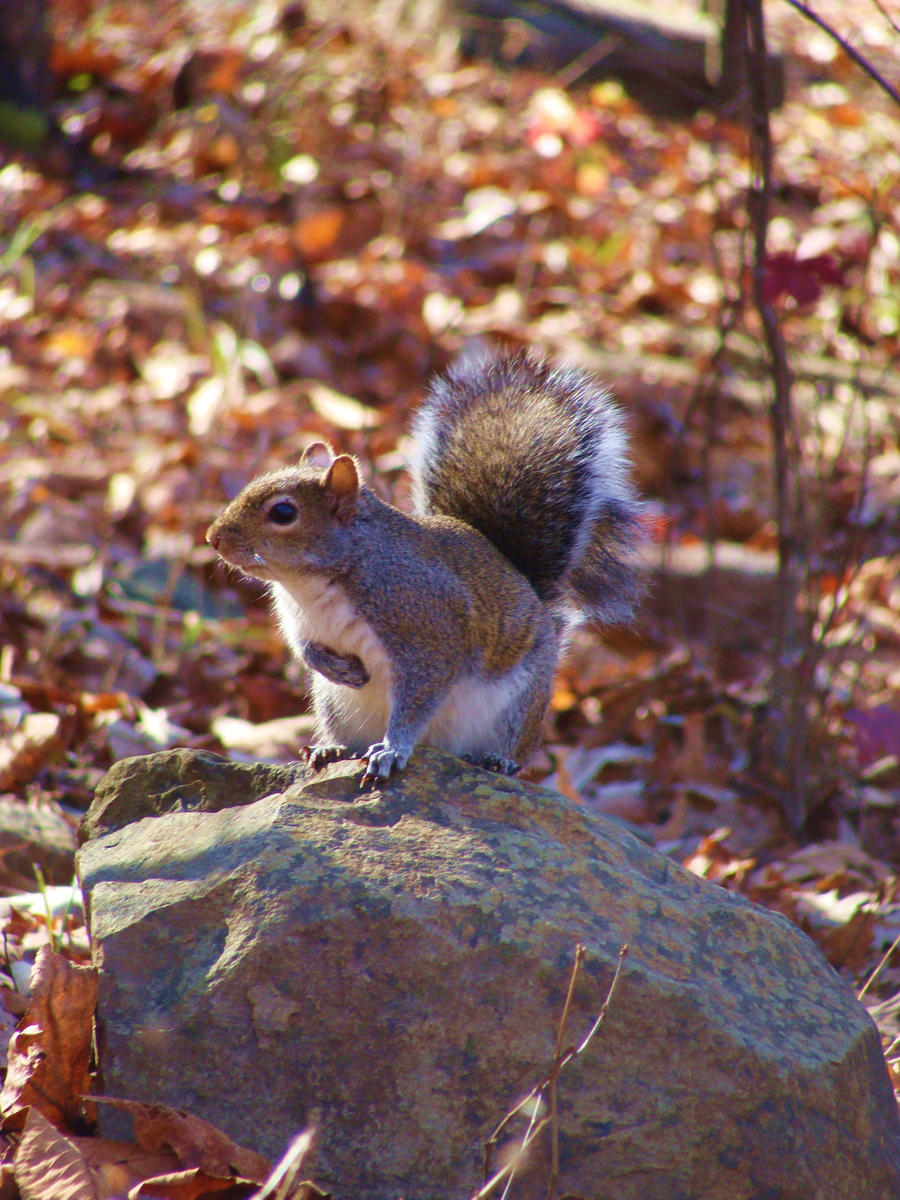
xmin=206 ymin=442 xmax=362 ymax=581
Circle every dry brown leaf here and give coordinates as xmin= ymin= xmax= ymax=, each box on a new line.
xmin=277 ymin=1185 xmax=329 ymax=1200
xmin=73 ymin=1136 xmax=181 ymax=1199
xmin=544 ymin=750 xmax=582 ymax=806
xmin=0 ymin=1163 xmax=17 ymax=1200
xmin=818 ymin=906 xmax=876 ymax=972
xmin=93 ymin=1098 xmax=271 ymax=1184
xmin=128 ymin=1167 xmax=253 ymax=1198
xmin=0 ymin=986 xmax=29 ymax=1018
xmin=14 ymin=1107 xmax=99 ymax=1200
xmin=0 ymin=713 xmax=64 ymax=791
xmin=783 ymin=841 xmax=892 ymax=886
xmin=0 ymin=946 xmax=98 ymax=1133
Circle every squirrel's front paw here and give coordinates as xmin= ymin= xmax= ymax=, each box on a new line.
xmin=360 ymin=742 xmax=409 ymax=785
xmin=302 ymin=743 xmax=350 ymax=769
xmin=302 ymin=641 xmax=370 ymax=689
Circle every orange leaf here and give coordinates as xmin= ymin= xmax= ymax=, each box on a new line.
xmin=291 ymin=209 xmax=344 ymax=261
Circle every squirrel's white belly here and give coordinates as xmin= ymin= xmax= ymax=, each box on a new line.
xmin=424 ymin=663 xmax=531 ymax=757
xmin=270 ymin=578 xmax=394 ymax=745
xmin=271 ymin=578 xmax=529 ymax=758
xmin=270 ymin=578 xmax=391 ymax=669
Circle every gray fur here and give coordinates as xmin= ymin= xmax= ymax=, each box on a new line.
xmin=411 ymin=350 xmax=644 ymax=625
xmin=208 ymin=350 xmax=643 ymax=781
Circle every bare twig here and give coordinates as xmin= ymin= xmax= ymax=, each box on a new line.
xmin=781 ymin=0 xmax=900 ymax=109
xmin=478 ymin=944 xmax=629 ymax=1200
xmin=574 ymin=943 xmax=629 ymax=1056
xmin=869 ymin=0 xmax=900 ymax=37
xmin=545 ymin=945 xmax=585 ymax=1199
xmin=481 ymin=1087 xmax=542 ymax=1184
xmin=744 ymin=0 xmax=810 ymax=829
xmin=555 ymin=35 xmax=622 ymax=89
xmin=858 ymin=930 xmax=900 ymax=1001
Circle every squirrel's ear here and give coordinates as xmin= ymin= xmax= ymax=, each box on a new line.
xmin=301 ymin=441 xmax=334 ymax=468
xmin=324 ymin=454 xmax=360 ymax=522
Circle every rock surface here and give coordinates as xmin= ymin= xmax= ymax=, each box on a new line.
xmin=78 ymin=748 xmax=900 ymax=1200
xmin=0 ymin=795 xmax=76 ymax=884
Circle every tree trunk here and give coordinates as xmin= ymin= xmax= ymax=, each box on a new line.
xmin=0 ymin=0 xmax=52 ymax=109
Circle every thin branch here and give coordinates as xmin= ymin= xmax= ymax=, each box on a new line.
xmin=744 ymin=0 xmax=809 ymax=828
xmin=545 ymin=944 xmax=585 ymax=1200
xmin=477 ymin=944 xmax=629 ymax=1200
xmin=858 ymin=929 xmax=900 ymax=1000
xmin=781 ymin=0 xmax=900 ymax=108
xmin=869 ymin=0 xmax=900 ymax=38
xmin=482 ymin=1085 xmax=542 ymax=1181
xmin=575 ymin=944 xmax=629 ymax=1056
xmin=501 ymin=1102 xmax=545 ymax=1200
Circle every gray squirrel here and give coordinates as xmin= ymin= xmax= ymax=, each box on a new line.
xmin=206 ymin=351 xmax=644 ymax=783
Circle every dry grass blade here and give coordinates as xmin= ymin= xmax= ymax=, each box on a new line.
xmin=858 ymin=930 xmax=900 ymax=1000
xmin=251 ymin=1129 xmax=317 ymax=1200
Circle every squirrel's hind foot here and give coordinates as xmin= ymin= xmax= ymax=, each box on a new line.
xmin=463 ymin=752 xmax=519 ymax=776
xmin=301 ymin=743 xmax=352 ymax=769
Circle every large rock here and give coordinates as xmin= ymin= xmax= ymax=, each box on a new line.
xmin=78 ymin=748 xmax=900 ymax=1200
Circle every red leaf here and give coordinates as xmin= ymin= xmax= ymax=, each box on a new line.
xmin=762 ymin=252 xmax=843 ymax=306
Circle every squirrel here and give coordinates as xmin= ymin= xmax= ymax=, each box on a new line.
xmin=206 ymin=350 xmax=644 ymax=784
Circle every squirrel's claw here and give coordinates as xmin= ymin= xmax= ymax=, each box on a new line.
xmin=360 ymin=742 xmax=409 ymax=786
xmin=462 ymin=752 xmax=519 ymax=776
xmin=301 ymin=743 xmax=350 ymax=769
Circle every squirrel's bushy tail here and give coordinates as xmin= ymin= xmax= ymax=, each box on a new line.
xmin=410 ymin=351 xmax=644 ymax=626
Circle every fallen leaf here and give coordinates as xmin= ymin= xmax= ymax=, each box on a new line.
xmin=543 ymin=750 xmax=582 ymax=805
xmin=0 ymin=947 xmax=98 ymax=1133
xmin=128 ymin=1167 xmax=253 ymax=1198
xmin=14 ymin=1107 xmax=99 ymax=1200
xmin=818 ymin=906 xmax=876 ymax=971
xmin=93 ymin=1098 xmax=271 ymax=1184
xmin=0 ymin=712 xmax=64 ymax=791
xmin=74 ymin=1136 xmax=181 ymax=1199
xmin=306 ymin=382 xmax=378 ymax=431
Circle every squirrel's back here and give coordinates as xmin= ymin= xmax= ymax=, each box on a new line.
xmin=410 ymin=351 xmax=643 ymax=625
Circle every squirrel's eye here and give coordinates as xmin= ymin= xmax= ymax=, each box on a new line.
xmin=267 ymin=501 xmax=297 ymax=525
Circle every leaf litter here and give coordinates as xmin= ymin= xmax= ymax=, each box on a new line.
xmin=0 ymin=0 xmax=898 ymax=1191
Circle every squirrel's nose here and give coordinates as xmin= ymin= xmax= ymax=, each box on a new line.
xmin=206 ymin=527 xmax=220 ymax=549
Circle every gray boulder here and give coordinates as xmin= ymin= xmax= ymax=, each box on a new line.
xmin=78 ymin=748 xmax=900 ymax=1199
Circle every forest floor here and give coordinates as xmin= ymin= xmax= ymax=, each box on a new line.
xmin=0 ymin=0 xmax=898 ymax=1195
